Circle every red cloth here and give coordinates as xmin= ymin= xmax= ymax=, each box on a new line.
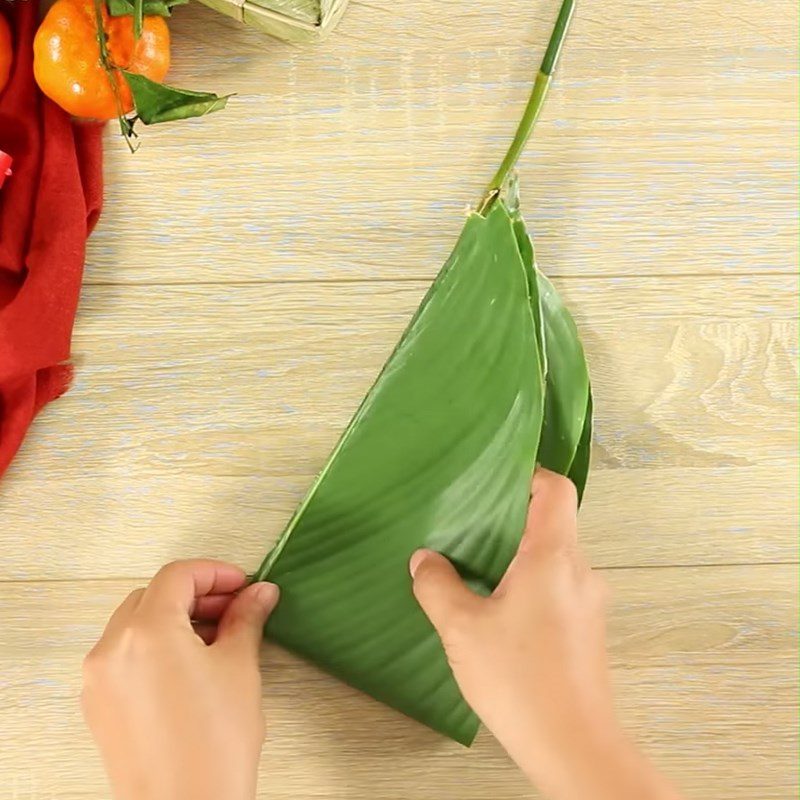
xmin=0 ymin=0 xmax=103 ymax=478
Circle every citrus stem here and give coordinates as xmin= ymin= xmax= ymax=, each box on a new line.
xmin=478 ymin=0 xmax=575 ymax=215
xmin=93 ymin=0 xmax=137 ymax=150
xmin=134 ymin=0 xmax=143 ymax=39
xmin=92 ymin=0 xmax=111 ymax=63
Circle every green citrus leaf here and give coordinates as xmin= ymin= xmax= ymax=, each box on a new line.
xmin=122 ymin=72 xmax=230 ymax=125
xmin=107 ymin=0 xmax=187 ymax=16
xmin=254 ymin=201 xmax=546 ymax=745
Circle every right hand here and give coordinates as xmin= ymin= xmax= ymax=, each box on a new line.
xmin=410 ymin=468 xmax=684 ymax=800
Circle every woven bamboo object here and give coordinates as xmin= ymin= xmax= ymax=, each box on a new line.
xmin=197 ymin=0 xmax=349 ymax=41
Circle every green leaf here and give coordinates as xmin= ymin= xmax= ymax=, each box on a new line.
xmin=511 ymin=211 xmax=547 ymax=373
xmin=535 ymin=269 xmax=590 ymax=475
xmin=106 ymin=0 xmax=187 ymax=17
xmin=122 ymin=72 xmax=230 ymax=125
xmin=252 ymin=0 xmax=587 ymax=746
xmin=512 ymin=211 xmax=590 ymax=486
xmin=254 ymin=201 xmax=546 ymax=745
xmin=567 ymin=391 xmax=593 ymax=504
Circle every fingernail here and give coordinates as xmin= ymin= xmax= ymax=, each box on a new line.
xmin=253 ymin=582 xmax=280 ymax=609
xmin=409 ymin=549 xmax=433 ymax=578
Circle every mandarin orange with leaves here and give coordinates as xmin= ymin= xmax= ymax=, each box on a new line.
xmin=0 ymin=13 xmax=12 ymax=96
xmin=33 ymin=0 xmax=170 ymax=120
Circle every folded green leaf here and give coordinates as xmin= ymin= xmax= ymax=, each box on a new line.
xmin=107 ymin=0 xmax=187 ymax=17
xmin=513 ymin=210 xmax=590 ymax=491
xmin=567 ymin=392 xmax=593 ymax=504
xmin=254 ymin=0 xmax=586 ymax=746
xmin=256 ymin=199 xmax=590 ymax=744
xmin=255 ymin=201 xmax=546 ymax=745
xmin=122 ymin=72 xmax=230 ymax=125
xmin=511 ymin=212 xmax=548 ymax=372
xmin=535 ymin=269 xmax=590 ymax=475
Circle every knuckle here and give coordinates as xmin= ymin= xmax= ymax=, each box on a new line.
xmin=123 ymin=621 xmax=159 ymax=654
xmin=441 ymin=602 xmax=472 ymax=637
xmin=101 ymin=618 xmax=159 ymax=660
xmin=154 ymin=560 xmax=188 ymax=582
xmin=440 ymin=606 xmax=491 ymax=665
xmin=539 ymin=546 xmax=575 ymax=575
xmin=127 ymin=587 xmax=146 ymax=603
xmin=553 ymin=544 xmax=577 ymax=564
xmin=437 ymin=620 xmax=467 ymax=655
xmin=439 ymin=593 xmax=487 ymax=643
xmin=81 ymin=647 xmax=104 ymax=682
xmin=229 ymin=602 xmax=258 ymax=629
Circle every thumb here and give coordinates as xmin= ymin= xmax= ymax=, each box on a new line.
xmin=216 ymin=581 xmax=279 ymax=658
xmin=410 ymin=549 xmax=482 ymax=637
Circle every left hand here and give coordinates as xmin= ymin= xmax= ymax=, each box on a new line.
xmin=81 ymin=559 xmax=279 ymax=800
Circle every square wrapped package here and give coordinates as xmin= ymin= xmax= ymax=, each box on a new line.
xmin=197 ymin=0 xmax=348 ymax=41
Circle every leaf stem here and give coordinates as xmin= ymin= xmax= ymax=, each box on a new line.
xmin=478 ymin=0 xmax=575 ymax=215
xmin=92 ymin=0 xmax=111 ymax=63
xmin=133 ymin=0 xmax=143 ymax=38
xmin=93 ymin=0 xmax=138 ymax=150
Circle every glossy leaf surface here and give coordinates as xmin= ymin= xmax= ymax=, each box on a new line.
xmin=535 ymin=270 xmax=590 ymax=475
xmin=123 ymin=72 xmax=230 ymax=125
xmin=255 ymin=197 xmax=591 ymax=743
xmin=252 ymin=0 xmax=586 ymax=746
xmin=512 ymin=211 xmax=590 ymax=490
xmin=255 ymin=202 xmax=546 ymax=744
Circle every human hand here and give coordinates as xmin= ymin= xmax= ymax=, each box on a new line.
xmin=82 ymin=559 xmax=278 ymax=800
xmin=410 ymin=469 xmax=683 ymax=800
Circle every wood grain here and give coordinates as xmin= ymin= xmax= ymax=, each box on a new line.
xmin=0 ymin=0 xmax=797 ymax=798
xmin=0 ymin=277 xmax=797 ymax=578
xmin=2 ymin=465 xmax=796 ymax=580
xmin=86 ymin=1 xmax=799 ymax=285
xmin=0 ymin=569 xmax=796 ymax=799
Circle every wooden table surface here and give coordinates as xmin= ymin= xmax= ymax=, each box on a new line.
xmin=2 ymin=1 xmax=798 ymax=797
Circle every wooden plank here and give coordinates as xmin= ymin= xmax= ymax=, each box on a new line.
xmin=1 ymin=662 xmax=796 ymax=800
xmin=87 ymin=0 xmax=799 ymax=285
xmin=1 ymin=465 xmax=796 ymax=580
xmin=177 ymin=0 xmax=800 ymax=55
xmin=0 ymin=567 xmax=796 ymax=799
xmin=0 ymin=277 xmax=795 ymax=579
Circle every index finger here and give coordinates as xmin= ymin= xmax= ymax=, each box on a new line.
xmin=138 ymin=559 xmax=248 ymax=619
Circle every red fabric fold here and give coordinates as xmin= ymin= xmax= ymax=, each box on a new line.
xmin=0 ymin=0 xmax=103 ymax=478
